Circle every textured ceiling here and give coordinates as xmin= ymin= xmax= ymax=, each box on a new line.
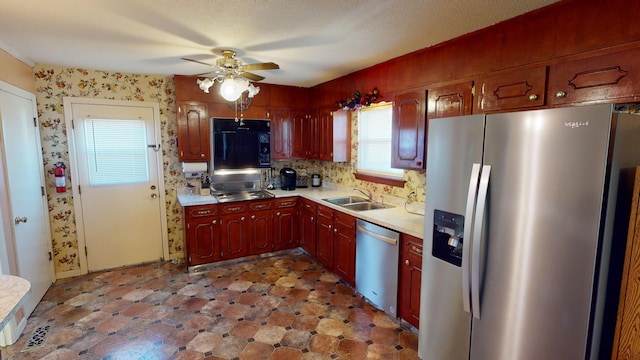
xmin=0 ymin=0 xmax=559 ymax=87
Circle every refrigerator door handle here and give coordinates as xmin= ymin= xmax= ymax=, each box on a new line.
xmin=471 ymin=164 xmax=491 ymax=320
xmin=462 ymin=163 xmax=482 ymax=315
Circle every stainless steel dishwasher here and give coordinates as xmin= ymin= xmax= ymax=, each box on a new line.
xmin=355 ymin=219 xmax=400 ymax=316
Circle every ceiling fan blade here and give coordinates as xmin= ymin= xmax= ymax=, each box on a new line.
xmin=244 ymin=62 xmax=280 ymax=71
xmin=239 ymin=72 xmax=265 ymax=81
xmin=181 ymin=57 xmax=214 ymax=67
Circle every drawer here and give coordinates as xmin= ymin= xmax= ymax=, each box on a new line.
xmin=316 ymin=204 xmax=333 ymax=219
xmin=220 ymin=203 xmax=247 ymax=214
xmin=301 ymin=200 xmax=317 ymax=211
xmin=275 ymin=197 xmax=297 ymax=208
xmin=249 ymin=199 xmax=273 ymax=211
xmin=185 ymin=204 xmax=218 ymax=218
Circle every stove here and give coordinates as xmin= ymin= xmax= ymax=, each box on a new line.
xmin=212 ymin=190 xmax=275 ymax=203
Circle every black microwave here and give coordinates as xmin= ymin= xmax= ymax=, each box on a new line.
xmin=211 ymin=118 xmax=270 ymax=170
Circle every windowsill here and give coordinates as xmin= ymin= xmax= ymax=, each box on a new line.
xmin=354 ymin=172 xmax=405 ymax=187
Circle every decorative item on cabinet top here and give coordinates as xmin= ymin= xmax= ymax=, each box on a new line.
xmin=336 ymin=87 xmax=381 ymax=110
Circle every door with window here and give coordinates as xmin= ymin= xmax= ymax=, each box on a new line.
xmin=66 ymin=99 xmax=167 ymax=272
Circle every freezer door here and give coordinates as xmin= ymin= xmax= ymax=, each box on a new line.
xmin=418 ymin=114 xmax=484 ymax=360
xmin=470 ymin=104 xmax=613 ymax=360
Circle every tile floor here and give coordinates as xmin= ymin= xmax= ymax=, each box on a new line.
xmin=2 ymin=250 xmax=419 ymax=359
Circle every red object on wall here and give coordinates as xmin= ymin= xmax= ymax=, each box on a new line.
xmin=54 ymin=162 xmax=66 ymax=193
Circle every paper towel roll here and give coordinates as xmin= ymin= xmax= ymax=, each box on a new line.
xmin=182 ymin=162 xmax=208 ymax=178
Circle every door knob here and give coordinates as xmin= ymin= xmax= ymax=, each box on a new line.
xmin=14 ymin=217 xmax=27 ymax=224
xmin=150 ymin=185 xmax=157 ymax=190
xmin=150 ymin=193 xmax=158 ymax=199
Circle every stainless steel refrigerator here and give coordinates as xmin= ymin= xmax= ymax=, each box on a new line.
xmin=418 ymin=104 xmax=640 ymax=360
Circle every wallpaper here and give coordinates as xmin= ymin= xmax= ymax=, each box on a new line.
xmin=34 ymin=65 xmax=186 ymax=274
xmin=33 ymin=65 xmax=425 ymax=276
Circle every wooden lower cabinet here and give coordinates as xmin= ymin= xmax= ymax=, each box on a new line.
xmin=332 ymin=211 xmax=356 ymax=286
xmin=316 ymin=205 xmax=335 ymax=269
xmin=219 ymin=200 xmax=275 ymax=260
xmin=399 ymin=233 xmax=423 ymax=328
xmin=274 ymin=197 xmax=298 ymax=250
xmin=183 ymin=204 xmax=220 ymax=266
xmin=299 ymin=199 xmax=317 ymax=255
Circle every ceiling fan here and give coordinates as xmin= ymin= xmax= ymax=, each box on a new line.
xmin=182 ymin=50 xmax=279 ymax=82
xmin=182 ymin=50 xmax=279 ymax=101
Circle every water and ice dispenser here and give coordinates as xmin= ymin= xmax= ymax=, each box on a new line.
xmin=432 ymin=209 xmax=464 ymax=266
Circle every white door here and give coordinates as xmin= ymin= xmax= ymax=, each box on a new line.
xmin=0 ymin=82 xmax=54 ymax=324
xmin=67 ymin=100 xmax=167 ymax=272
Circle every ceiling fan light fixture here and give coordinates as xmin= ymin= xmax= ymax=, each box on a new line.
xmin=219 ymin=77 xmax=250 ymax=101
xmin=196 ymin=78 xmax=214 ymax=93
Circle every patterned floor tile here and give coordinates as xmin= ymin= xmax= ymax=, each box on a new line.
xmin=2 ymin=251 xmax=418 ymax=359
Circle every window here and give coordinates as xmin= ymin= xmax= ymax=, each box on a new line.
xmin=357 ymin=103 xmax=403 ymax=179
xmin=84 ymin=118 xmax=149 ymax=185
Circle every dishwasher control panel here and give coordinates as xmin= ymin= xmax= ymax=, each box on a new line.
xmin=432 ymin=209 xmax=464 ymax=266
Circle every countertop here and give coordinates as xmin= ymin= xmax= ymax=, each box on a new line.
xmin=0 ymin=275 xmax=31 ymax=330
xmin=178 ymin=183 xmax=425 ymax=239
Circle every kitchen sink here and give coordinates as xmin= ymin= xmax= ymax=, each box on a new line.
xmin=322 ymin=196 xmax=370 ymax=205
xmin=322 ymin=196 xmax=394 ymax=211
xmin=341 ymin=202 xmax=394 ymax=211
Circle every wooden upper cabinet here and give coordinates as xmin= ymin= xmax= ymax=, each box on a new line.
xmin=267 ymin=108 xmax=291 ymax=160
xmin=291 ymin=110 xmax=307 ymax=159
xmin=427 ymin=81 xmax=474 ymax=119
xmin=391 ymin=90 xmax=426 ymax=170
xmin=477 ymin=66 xmax=547 ymax=113
xmin=177 ymin=101 xmax=210 ymax=161
xmin=548 ymin=47 xmax=640 ymax=106
xmin=319 ymin=108 xmax=351 ymax=162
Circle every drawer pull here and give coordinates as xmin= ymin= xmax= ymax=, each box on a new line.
xmin=405 ymin=259 xmax=410 ymax=266
xmin=556 ymin=90 xmax=567 ymax=98
xmin=413 ymin=246 xmax=423 ymax=255
xmin=196 ymin=210 xmax=210 ymax=215
xmin=528 ymin=93 xmax=538 ymax=101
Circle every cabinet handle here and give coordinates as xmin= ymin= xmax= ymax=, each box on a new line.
xmin=311 ymin=216 xmax=314 ymax=221
xmin=405 ymin=259 xmax=410 ymax=266
xmin=556 ymin=90 xmax=567 ymax=98
xmin=528 ymin=93 xmax=538 ymax=101
xmin=241 ymin=216 xmax=246 ymax=221
xmin=276 ymin=212 xmax=281 ymax=216
xmin=413 ymin=246 xmax=423 ymax=254
xmin=212 ymin=220 xmax=217 ymax=224
xmin=251 ymin=215 xmax=256 ymax=219
xmin=334 ymin=228 xmax=337 ymax=233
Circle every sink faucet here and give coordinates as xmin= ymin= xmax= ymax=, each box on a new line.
xmin=353 ymin=188 xmax=373 ymax=201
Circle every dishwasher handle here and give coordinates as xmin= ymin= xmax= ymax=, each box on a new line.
xmin=356 ymin=224 xmax=398 ymax=245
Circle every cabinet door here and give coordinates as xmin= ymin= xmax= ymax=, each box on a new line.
xmin=319 ymin=109 xmax=351 ymax=162
xmin=291 ymin=110 xmax=306 ymax=159
xmin=184 ymin=205 xmax=219 ymax=266
xmin=316 ymin=206 xmax=334 ymax=270
xmin=399 ymin=233 xmax=423 ymax=328
xmin=332 ymin=211 xmax=356 ymax=286
xmin=391 ymin=91 xmax=426 ymax=170
xmin=185 ymin=216 xmax=219 ymax=266
xmin=477 ymin=66 xmax=547 ymax=112
xmin=427 ymin=81 xmax=474 ymax=119
xmin=249 ymin=210 xmax=274 ymax=255
xmin=307 ymin=110 xmax=319 ymax=159
xmin=268 ymin=108 xmax=291 ymax=160
xmin=220 ymin=213 xmax=250 ymax=259
xmin=299 ymin=200 xmax=317 ymax=256
xmin=177 ymin=101 xmax=210 ymax=161
xmin=274 ymin=206 xmax=297 ymax=250
xmin=548 ymin=47 xmax=640 ymax=106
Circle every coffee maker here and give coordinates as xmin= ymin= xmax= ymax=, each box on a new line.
xmin=280 ymin=168 xmax=297 ymax=190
